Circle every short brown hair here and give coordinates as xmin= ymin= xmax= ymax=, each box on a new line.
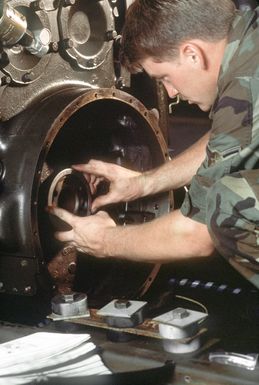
xmin=120 ymin=0 xmax=236 ymax=73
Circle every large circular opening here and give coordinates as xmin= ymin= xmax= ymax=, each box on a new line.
xmin=36 ymin=90 xmax=170 ymax=303
xmin=47 ymin=168 xmax=92 ymax=218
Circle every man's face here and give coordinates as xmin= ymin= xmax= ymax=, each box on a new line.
xmin=141 ymin=56 xmax=218 ymax=112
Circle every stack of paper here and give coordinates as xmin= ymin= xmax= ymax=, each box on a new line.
xmin=0 ymin=332 xmax=111 ymax=384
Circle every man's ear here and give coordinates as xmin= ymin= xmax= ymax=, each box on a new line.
xmin=180 ymin=42 xmax=208 ymax=70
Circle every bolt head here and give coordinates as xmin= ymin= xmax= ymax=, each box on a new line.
xmin=172 ymin=307 xmax=189 ymax=319
xmin=114 ymin=299 xmax=131 ymax=309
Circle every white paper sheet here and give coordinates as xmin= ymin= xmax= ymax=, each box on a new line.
xmin=0 ymin=332 xmax=111 ymax=384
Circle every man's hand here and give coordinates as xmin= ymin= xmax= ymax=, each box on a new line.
xmin=48 ymin=206 xmax=214 ymax=262
xmin=73 ymin=160 xmax=144 ymax=212
xmin=49 ymin=207 xmax=116 ymax=257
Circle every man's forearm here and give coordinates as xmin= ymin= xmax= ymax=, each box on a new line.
xmin=103 ymin=209 xmax=214 ymax=262
xmin=139 ymin=131 xmax=210 ymax=197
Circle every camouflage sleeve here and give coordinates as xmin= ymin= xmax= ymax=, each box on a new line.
xmin=181 ymin=76 xmax=259 ymax=224
xmin=206 ymin=170 xmax=259 ymax=289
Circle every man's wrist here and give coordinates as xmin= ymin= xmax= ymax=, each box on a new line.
xmin=138 ymin=172 xmax=153 ymax=197
xmin=102 ymin=226 xmax=123 ymax=258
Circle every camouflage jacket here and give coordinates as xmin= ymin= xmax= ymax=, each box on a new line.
xmin=181 ymin=7 xmax=259 ymax=223
xmin=180 ymin=7 xmax=259 ymax=287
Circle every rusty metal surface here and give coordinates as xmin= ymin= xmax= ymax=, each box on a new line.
xmin=47 ymin=246 xmax=77 ymax=294
xmin=0 ymin=87 xmax=171 ymax=296
xmin=66 ymin=308 xmax=208 ymax=342
xmin=66 ymin=308 xmax=161 ymax=339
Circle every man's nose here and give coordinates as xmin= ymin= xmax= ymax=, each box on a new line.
xmin=165 ymin=84 xmax=179 ymax=98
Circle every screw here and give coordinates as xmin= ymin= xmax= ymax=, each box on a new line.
xmin=105 ymin=30 xmax=117 ymax=41
xmin=22 ymin=72 xmax=32 ymax=83
xmin=21 ymin=259 xmax=28 ymax=267
xmin=31 ymin=0 xmax=45 ymax=11
xmin=90 ymin=76 xmax=97 ymax=85
xmin=68 ymin=262 xmax=77 ymax=274
xmin=114 ymin=299 xmax=131 ymax=309
xmin=62 ymin=293 xmax=75 ymax=302
xmin=49 ymin=41 xmax=59 ymax=53
xmin=62 ymin=245 xmax=75 ymax=256
xmin=63 ymin=0 xmax=76 ymax=6
xmin=0 ymin=76 xmax=11 ymax=86
xmin=62 ymin=38 xmax=74 ymax=49
xmin=116 ymin=77 xmax=125 ymax=89
xmin=184 ymin=375 xmax=192 ymax=383
xmin=172 ymin=307 xmax=189 ymax=319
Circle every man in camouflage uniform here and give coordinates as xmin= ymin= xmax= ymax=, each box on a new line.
xmin=51 ymin=0 xmax=259 ymax=288
xmin=180 ymin=4 xmax=259 ymax=286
